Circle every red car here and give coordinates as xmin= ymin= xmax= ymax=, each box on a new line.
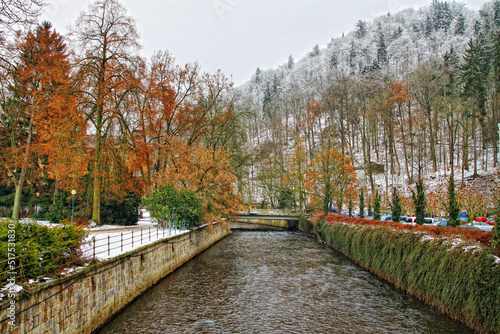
xmin=474 ymin=216 xmax=488 ymax=223
xmin=485 ymin=218 xmax=495 ymax=226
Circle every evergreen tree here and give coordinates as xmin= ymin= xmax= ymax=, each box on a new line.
xmin=494 ymin=0 xmax=500 ymax=30
xmin=373 ymin=190 xmax=381 ymax=220
xmin=460 ymin=36 xmax=491 ymax=144
xmin=310 ymin=44 xmax=320 ymax=57
xmin=329 ymin=52 xmax=338 ymax=69
xmin=412 ymin=179 xmax=426 ymax=225
xmin=492 ymin=32 xmax=500 ymax=92
xmin=434 ymin=1 xmax=452 ymax=31
xmin=355 ymin=20 xmax=367 ymax=39
xmin=474 ymin=20 xmax=482 ymax=36
xmin=391 ymin=187 xmax=402 ymax=223
xmin=447 ymin=175 xmax=460 ymax=227
xmin=454 ymin=13 xmax=466 ymax=35
xmin=425 ymin=14 xmax=433 ymax=37
xmin=377 ymin=33 xmax=387 ymax=65
xmin=349 ymin=41 xmax=357 ymax=68
xmin=287 ymin=54 xmax=294 ymax=70
xmin=377 ymin=25 xmax=388 ymax=65
xmin=254 ymin=67 xmax=261 ymax=84
xmin=444 ymin=45 xmax=460 ymax=86
xmin=359 ymin=190 xmax=365 ymax=218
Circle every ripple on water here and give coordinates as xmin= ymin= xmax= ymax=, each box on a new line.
xmin=98 ymin=231 xmax=473 ymax=334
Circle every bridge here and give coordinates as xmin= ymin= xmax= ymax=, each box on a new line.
xmin=230 ymin=210 xmax=300 ymax=231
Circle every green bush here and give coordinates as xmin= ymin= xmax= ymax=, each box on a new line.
xmin=144 ymin=185 xmax=203 ymax=229
xmin=100 ymin=193 xmax=141 ymax=226
xmin=278 ymin=187 xmax=295 ymax=210
xmin=45 ymin=193 xmax=72 ymax=223
xmin=0 ymin=220 xmax=87 ymax=282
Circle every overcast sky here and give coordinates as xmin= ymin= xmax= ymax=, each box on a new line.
xmin=42 ymin=0 xmax=488 ymax=85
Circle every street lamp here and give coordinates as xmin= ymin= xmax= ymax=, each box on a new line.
xmin=71 ymin=190 xmax=76 ymax=224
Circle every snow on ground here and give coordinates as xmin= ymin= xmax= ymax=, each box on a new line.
xmin=83 ymin=224 xmax=188 ymax=260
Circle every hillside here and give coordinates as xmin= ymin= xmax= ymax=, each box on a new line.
xmin=234 ymin=0 xmax=500 ymax=213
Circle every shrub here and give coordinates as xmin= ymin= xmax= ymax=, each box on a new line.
xmin=100 ymin=193 xmax=141 ymax=226
xmin=278 ymin=187 xmax=294 ymax=210
xmin=45 ymin=193 xmax=72 ymax=223
xmin=0 ymin=220 xmax=87 ymax=282
xmin=144 ymin=185 xmax=203 ymax=229
xmin=315 ymin=217 xmax=500 ymax=334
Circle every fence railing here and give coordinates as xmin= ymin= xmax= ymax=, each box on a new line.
xmin=86 ymin=225 xmax=186 ymax=260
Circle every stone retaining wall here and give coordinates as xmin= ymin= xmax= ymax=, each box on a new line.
xmin=0 ymin=223 xmax=230 ymax=334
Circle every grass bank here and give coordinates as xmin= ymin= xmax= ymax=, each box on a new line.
xmin=305 ymin=214 xmax=500 ymax=334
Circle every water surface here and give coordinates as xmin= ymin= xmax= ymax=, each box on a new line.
xmin=98 ymin=231 xmax=472 ymax=333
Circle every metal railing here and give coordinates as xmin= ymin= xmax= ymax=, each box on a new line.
xmin=87 ymin=225 xmax=186 ymax=260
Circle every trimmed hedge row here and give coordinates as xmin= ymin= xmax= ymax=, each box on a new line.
xmin=314 ymin=219 xmax=500 ymax=334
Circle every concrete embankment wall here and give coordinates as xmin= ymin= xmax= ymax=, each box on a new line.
xmin=300 ymin=217 xmax=500 ymax=334
xmin=0 ymin=223 xmax=230 ymax=334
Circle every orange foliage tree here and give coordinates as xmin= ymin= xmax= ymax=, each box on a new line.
xmin=156 ymin=137 xmax=242 ymax=225
xmin=306 ymin=149 xmax=358 ymax=213
xmin=0 ymin=22 xmax=84 ymax=220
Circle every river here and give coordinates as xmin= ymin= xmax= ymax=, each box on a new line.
xmin=98 ymin=231 xmax=472 ymax=333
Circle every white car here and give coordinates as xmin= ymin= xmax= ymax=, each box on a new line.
xmin=461 ymin=221 xmax=494 ymax=232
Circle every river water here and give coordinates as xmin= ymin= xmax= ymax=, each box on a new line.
xmin=98 ymin=231 xmax=472 ymax=333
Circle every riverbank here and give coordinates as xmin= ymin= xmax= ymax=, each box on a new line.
xmin=0 ymin=223 xmax=230 ymax=334
xmin=302 ymin=214 xmax=500 ymax=334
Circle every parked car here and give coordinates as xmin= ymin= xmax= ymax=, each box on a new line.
xmin=399 ymin=216 xmax=407 ymax=223
xmin=474 ymin=216 xmax=488 ymax=223
xmin=380 ymin=214 xmax=392 ymax=221
xmin=423 ymin=217 xmax=436 ymax=224
xmin=460 ymin=222 xmax=494 ymax=232
xmin=486 ymin=217 xmax=495 ymax=226
xmin=431 ymin=219 xmax=450 ymax=227
xmin=460 ymin=224 xmax=482 ymax=231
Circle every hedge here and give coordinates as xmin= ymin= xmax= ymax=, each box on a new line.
xmin=312 ymin=218 xmax=500 ymax=334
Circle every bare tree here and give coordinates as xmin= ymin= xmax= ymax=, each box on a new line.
xmin=70 ymin=0 xmax=140 ymax=223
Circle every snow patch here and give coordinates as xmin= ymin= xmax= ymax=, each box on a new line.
xmin=462 ymin=245 xmax=481 ymax=254
xmin=420 ymin=234 xmax=435 ymax=243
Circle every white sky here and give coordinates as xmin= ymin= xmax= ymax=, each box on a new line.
xmin=42 ymin=0 xmax=488 ymax=85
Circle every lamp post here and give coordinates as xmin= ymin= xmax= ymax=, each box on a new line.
xmin=71 ymin=190 xmax=76 ymax=224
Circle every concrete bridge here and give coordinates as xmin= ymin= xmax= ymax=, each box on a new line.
xmin=230 ymin=210 xmax=300 ymax=231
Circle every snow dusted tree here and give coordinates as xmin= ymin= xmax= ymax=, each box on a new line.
xmin=355 ymin=20 xmax=368 ymax=39
xmin=287 ymin=54 xmax=294 ymax=70
xmin=377 ymin=25 xmax=388 ymax=65
xmin=454 ymin=13 xmax=466 ymax=35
